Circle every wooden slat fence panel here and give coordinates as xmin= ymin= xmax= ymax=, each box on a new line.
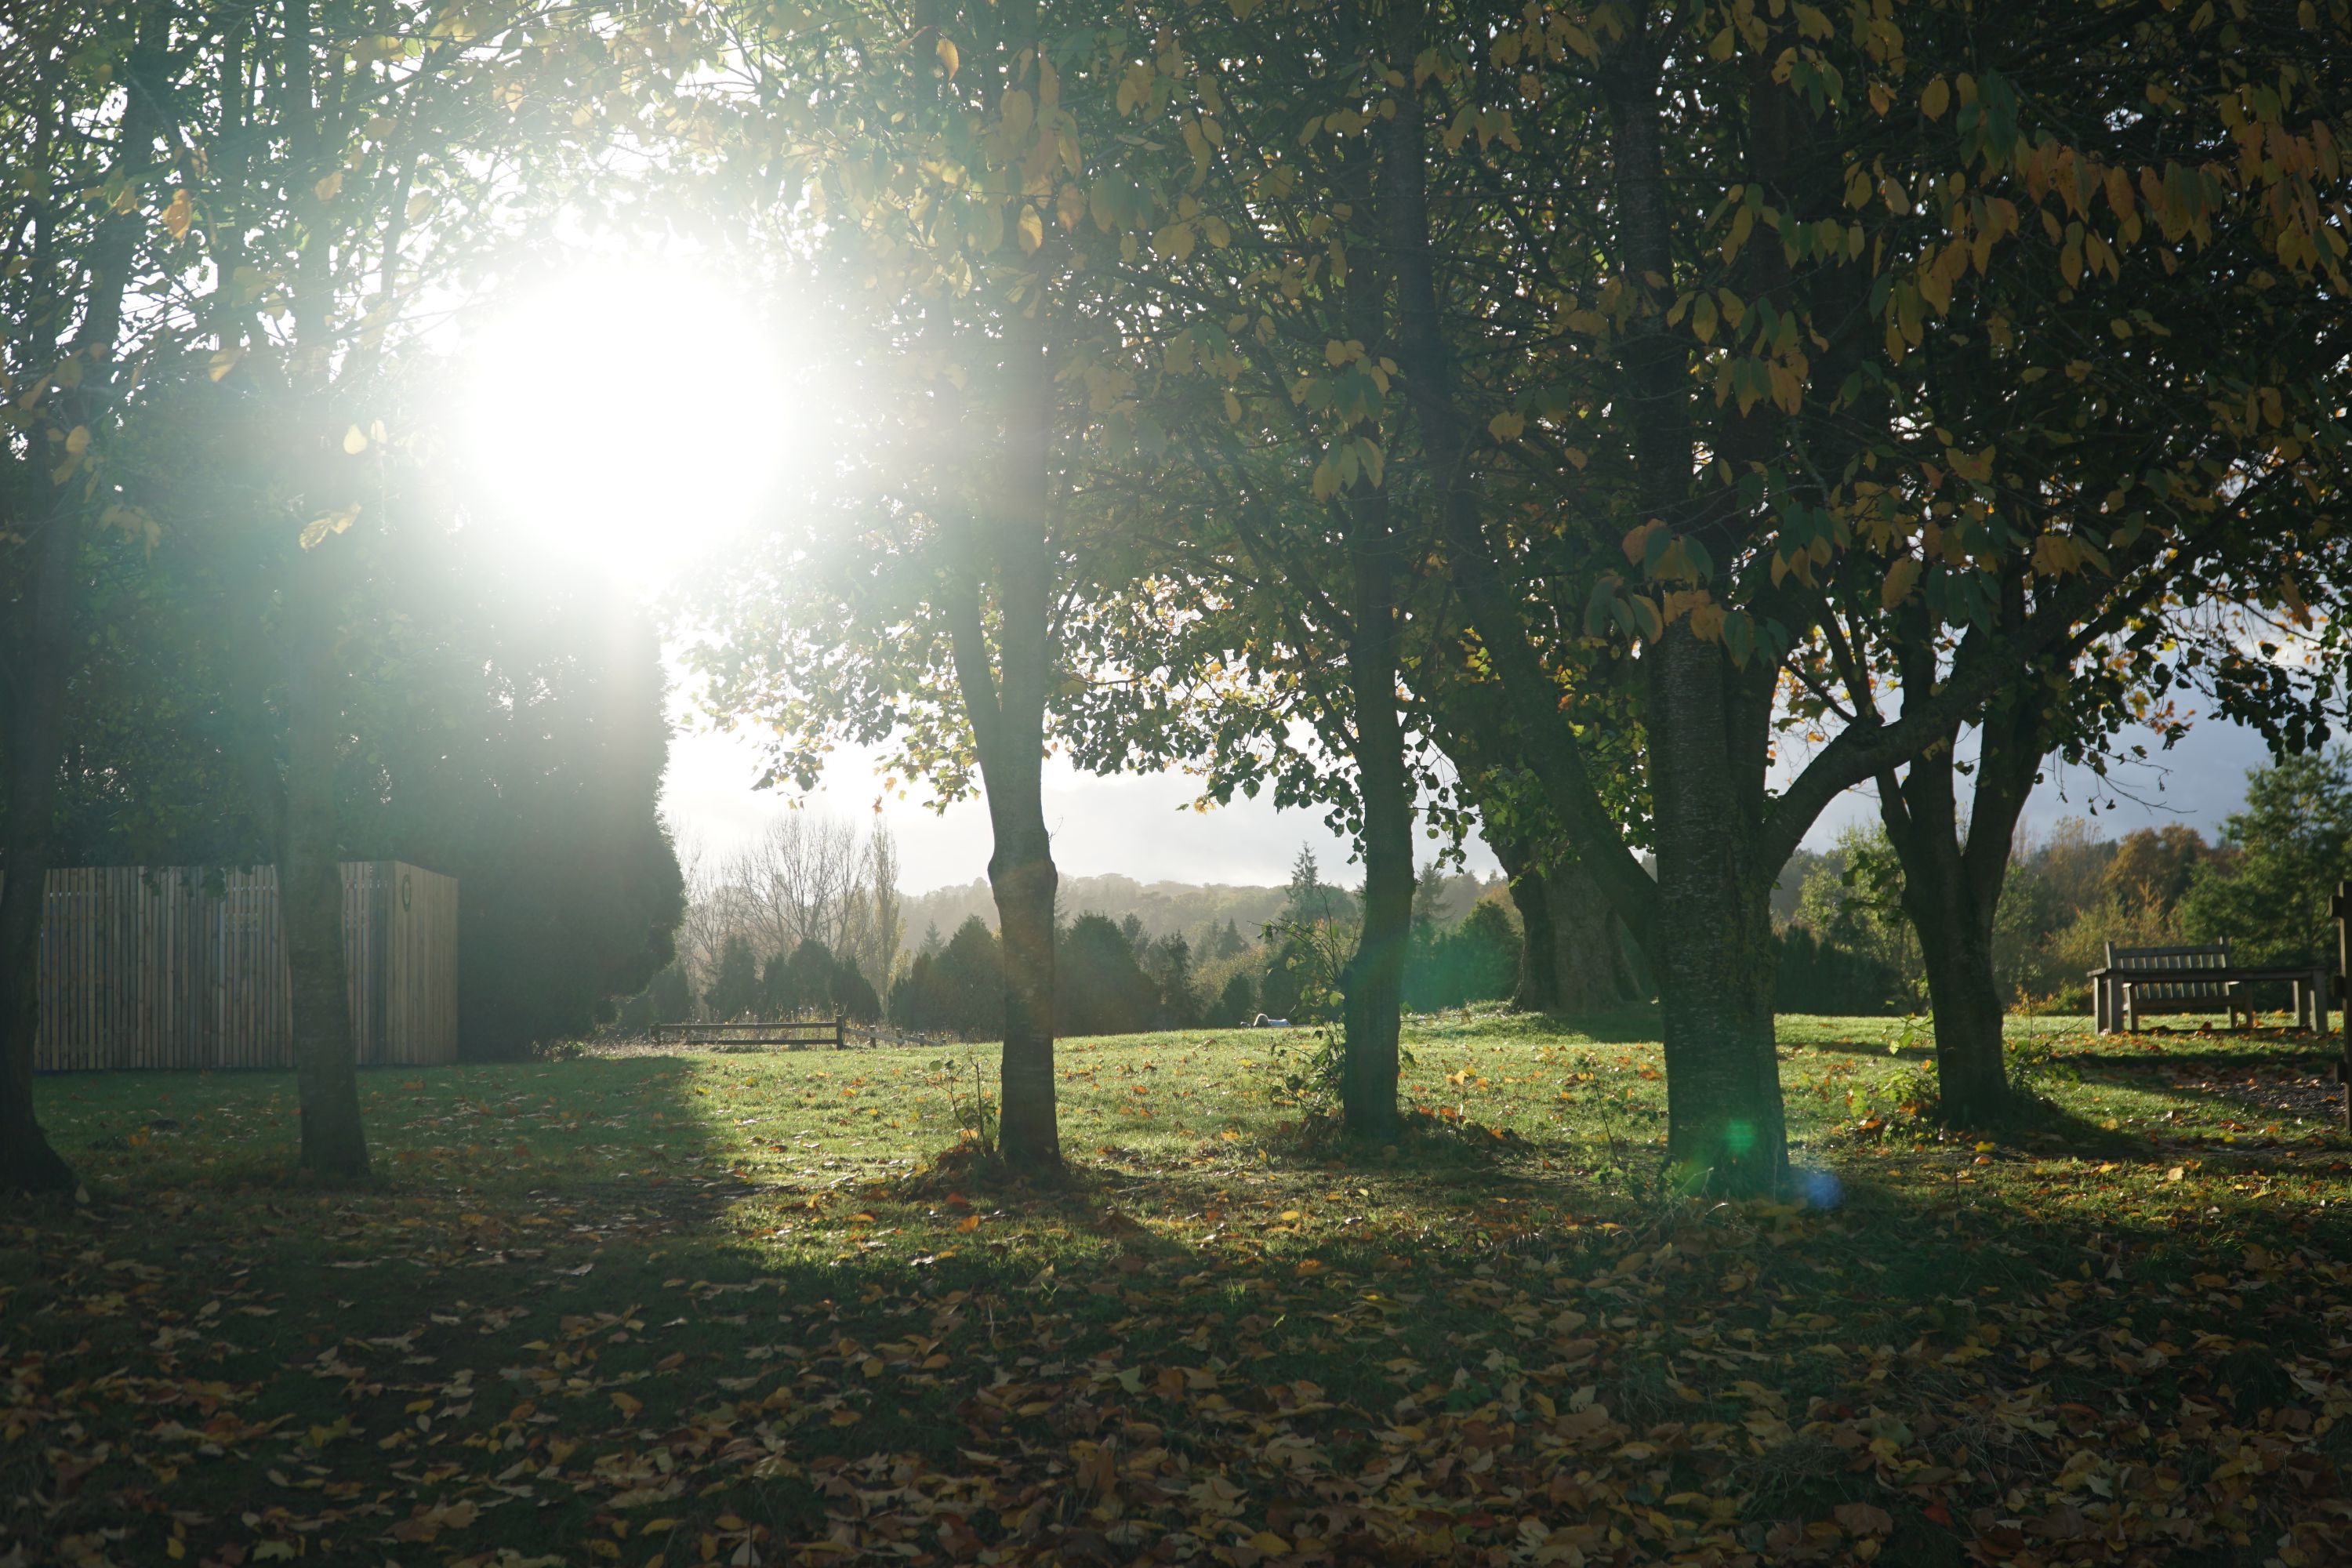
xmin=0 ymin=862 xmax=457 ymax=1071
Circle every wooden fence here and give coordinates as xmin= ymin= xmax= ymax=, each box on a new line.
xmin=0 ymin=862 xmax=457 ymax=1071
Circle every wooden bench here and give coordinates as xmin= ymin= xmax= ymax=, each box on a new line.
xmin=2091 ymin=942 xmax=2332 ymax=1035
xmin=651 ymin=1018 xmax=846 ymax=1050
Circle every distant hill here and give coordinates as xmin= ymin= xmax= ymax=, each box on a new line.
xmin=898 ymin=869 xmax=1499 ymax=954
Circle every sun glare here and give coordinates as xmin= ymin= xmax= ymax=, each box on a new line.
xmin=459 ymin=263 xmax=796 ymax=583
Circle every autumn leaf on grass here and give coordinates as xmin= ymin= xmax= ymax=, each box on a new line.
xmin=1835 ymin=1501 xmax=1893 ymax=1537
xmin=611 ymin=1390 xmax=644 ymax=1420
xmin=388 ymin=1499 xmax=478 ymax=1541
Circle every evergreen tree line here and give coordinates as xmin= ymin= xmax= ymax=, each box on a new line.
xmin=884 ymin=849 xmax=1526 ymax=1040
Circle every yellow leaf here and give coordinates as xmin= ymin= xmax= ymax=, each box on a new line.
xmin=64 ymin=425 xmax=90 ymax=456
xmin=1017 ymin=205 xmax=1044 ymax=254
xmin=161 ymin=188 xmax=194 ymax=241
xmin=1621 ymin=518 xmax=1665 ymax=565
xmin=314 ymin=170 xmax=343 ymax=202
xmin=1880 ymin=556 xmax=1922 ymax=608
xmin=935 ymin=36 xmax=960 ymax=77
xmin=343 ymin=424 xmax=369 ymax=455
xmin=1708 ymin=26 xmax=1735 ymax=60
xmin=299 ymin=504 xmax=360 ymax=550
xmin=1488 ymin=411 xmax=1526 ymax=441
xmin=208 ymin=347 xmax=245 ymax=383
xmin=2032 ymin=534 xmax=2082 ymax=576
xmin=1151 ymin=223 xmax=1196 ymax=262
xmin=405 ymin=191 xmax=435 ymax=223
xmin=167 ymin=1541 xmax=184 ymax=1561
xmin=1249 ymin=1532 xmax=1291 ymax=1556
xmin=1921 ymin=77 xmax=1950 ymax=121
xmin=611 ymin=1390 xmax=644 ymax=1418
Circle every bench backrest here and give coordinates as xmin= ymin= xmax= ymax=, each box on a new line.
xmin=2106 ymin=940 xmax=2234 ymax=1004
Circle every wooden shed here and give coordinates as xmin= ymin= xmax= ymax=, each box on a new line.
xmin=1 ymin=861 xmax=457 ymax=1072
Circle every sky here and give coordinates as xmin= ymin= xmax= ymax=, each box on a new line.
xmin=659 ymin=693 xmax=2283 ymax=895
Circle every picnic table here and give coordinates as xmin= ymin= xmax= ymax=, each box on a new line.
xmin=650 ymin=1018 xmax=847 ymax=1049
xmin=2091 ymin=941 xmax=2332 ymax=1035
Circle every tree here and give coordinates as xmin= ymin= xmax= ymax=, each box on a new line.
xmin=1211 ymin=970 xmax=1256 ymax=1027
xmin=0 ymin=2 xmax=169 ymax=1192
xmin=136 ymin=0 xmax=634 ymax=1178
xmin=1283 ymin=848 xmax=1327 ymax=926
xmin=1057 ymin=913 xmax=1159 ymax=1036
xmin=347 ymin=541 xmax=684 ymax=1058
xmin=731 ymin=815 xmax=861 ymax=961
xmin=45 ymin=495 xmax=685 ymax=1061
xmin=698 ymin=2 xmax=1179 ymax=1174
xmin=1047 ymin=2 xmax=1456 ymax=1142
xmin=1185 ymin=0 xmax=2352 ymax=1183
xmin=1403 ymin=901 xmax=1523 ymax=1012
xmin=840 ymin=820 xmax=906 ymax=996
xmin=936 ymin=916 xmax=1007 ymax=1039
xmin=706 ymin=937 xmax=762 ymax=1022
xmin=832 ymin=960 xmax=883 ymax=1025
xmin=2180 ymin=751 xmax=2352 ymax=970
xmin=2104 ymin=827 xmax=2212 ymax=919
xmin=1147 ymin=933 xmax=1202 ymax=1029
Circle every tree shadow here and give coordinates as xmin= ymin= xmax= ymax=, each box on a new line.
xmin=21 ymin=1048 xmax=2352 ymax=1568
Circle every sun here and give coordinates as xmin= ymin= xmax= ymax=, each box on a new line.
xmin=459 ymin=260 xmax=798 ymax=583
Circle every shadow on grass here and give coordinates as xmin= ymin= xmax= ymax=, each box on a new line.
xmin=15 ymin=1048 xmax=2352 ymax=1568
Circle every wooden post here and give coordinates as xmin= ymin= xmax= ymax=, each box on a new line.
xmin=2336 ymin=880 xmax=2350 ymax=1128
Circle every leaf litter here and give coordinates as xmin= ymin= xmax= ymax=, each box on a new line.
xmin=5 ymin=1018 xmax=2350 ymax=1566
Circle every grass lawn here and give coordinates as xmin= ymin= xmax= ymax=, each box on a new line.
xmin=6 ymin=1008 xmax=2350 ymax=1566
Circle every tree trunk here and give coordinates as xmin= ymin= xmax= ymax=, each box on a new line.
xmin=1913 ymin=898 xmax=2010 ymax=1123
xmin=1875 ymin=691 xmax=2041 ymax=1127
xmin=0 ymin=513 xmax=80 ymax=1194
xmin=1384 ymin=8 xmax=1794 ymax=1189
xmin=1549 ymin=856 xmax=1646 ymax=1013
xmin=1648 ymin=628 xmax=1788 ymax=1195
xmin=0 ymin=5 xmax=164 ymax=1195
xmin=1493 ymin=837 xmax=1560 ymax=1012
xmin=988 ymin=812 xmax=1059 ymax=1170
xmin=281 ymin=597 xmax=369 ymax=1182
xmin=1494 ymin=835 xmax=1645 ymax=1016
xmin=1341 ymin=633 xmax=1410 ymax=1143
xmin=947 ymin=301 xmax=1062 ymax=1177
